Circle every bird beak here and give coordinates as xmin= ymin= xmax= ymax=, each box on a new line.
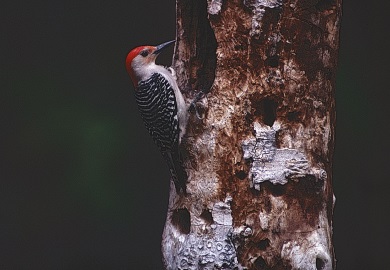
xmin=153 ymin=40 xmax=175 ymax=55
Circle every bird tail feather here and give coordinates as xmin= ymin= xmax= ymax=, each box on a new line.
xmin=163 ymin=151 xmax=187 ymax=194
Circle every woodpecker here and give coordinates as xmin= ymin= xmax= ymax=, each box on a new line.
xmin=125 ymin=40 xmax=188 ymax=194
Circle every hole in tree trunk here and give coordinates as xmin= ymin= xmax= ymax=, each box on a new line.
xmin=199 ymin=209 xmax=214 ymax=225
xmin=235 ymin=170 xmax=248 ymax=180
xmin=258 ymin=239 xmax=270 ymax=250
xmin=262 ymin=98 xmax=277 ymax=126
xmin=251 ymin=95 xmax=278 ymax=127
xmin=175 ymin=0 xmax=217 ymax=95
xmin=316 ymin=257 xmax=326 ymax=270
xmin=254 ymin=256 xmax=267 ymax=269
xmin=171 ymin=208 xmax=191 ymax=234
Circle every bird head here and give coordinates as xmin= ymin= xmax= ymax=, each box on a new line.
xmin=126 ymin=40 xmax=175 ymax=87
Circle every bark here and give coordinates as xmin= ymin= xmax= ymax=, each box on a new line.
xmin=162 ymin=0 xmax=341 ymax=269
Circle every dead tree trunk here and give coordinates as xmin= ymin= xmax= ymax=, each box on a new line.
xmin=162 ymin=0 xmax=341 ymax=269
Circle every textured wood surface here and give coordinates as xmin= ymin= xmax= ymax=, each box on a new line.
xmin=162 ymin=0 xmax=341 ymax=269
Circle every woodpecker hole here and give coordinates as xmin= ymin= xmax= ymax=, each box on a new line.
xmin=316 ymin=257 xmax=326 ymax=270
xmin=199 ymin=209 xmax=214 ymax=225
xmin=171 ymin=208 xmax=191 ymax=234
xmin=271 ymin=184 xmax=286 ymax=196
xmin=254 ymin=256 xmax=267 ymax=269
xmin=252 ymin=95 xmax=278 ymax=127
xmin=176 ymin=0 xmax=217 ymax=95
xmin=235 ymin=170 xmax=248 ymax=180
xmin=263 ymin=98 xmax=277 ymax=126
xmin=258 ymin=239 xmax=270 ymax=250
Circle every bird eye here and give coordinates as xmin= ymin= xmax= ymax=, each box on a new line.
xmin=140 ymin=50 xmax=149 ymax=57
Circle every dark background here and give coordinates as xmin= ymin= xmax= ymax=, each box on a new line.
xmin=1 ymin=1 xmax=388 ymax=269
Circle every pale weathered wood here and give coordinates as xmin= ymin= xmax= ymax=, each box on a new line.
xmin=162 ymin=0 xmax=341 ymax=269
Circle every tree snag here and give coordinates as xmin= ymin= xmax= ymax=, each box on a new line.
xmin=162 ymin=0 xmax=341 ymax=269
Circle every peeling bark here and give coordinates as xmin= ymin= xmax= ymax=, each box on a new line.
xmin=162 ymin=0 xmax=341 ymax=269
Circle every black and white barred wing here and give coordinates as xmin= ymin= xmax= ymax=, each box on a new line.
xmin=135 ymin=73 xmax=179 ymax=152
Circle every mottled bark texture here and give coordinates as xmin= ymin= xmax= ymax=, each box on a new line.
xmin=162 ymin=0 xmax=341 ymax=269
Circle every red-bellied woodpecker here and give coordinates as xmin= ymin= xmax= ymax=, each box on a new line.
xmin=125 ymin=40 xmax=188 ymax=194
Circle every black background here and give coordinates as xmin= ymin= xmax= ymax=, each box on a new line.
xmin=1 ymin=1 xmax=389 ymax=269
